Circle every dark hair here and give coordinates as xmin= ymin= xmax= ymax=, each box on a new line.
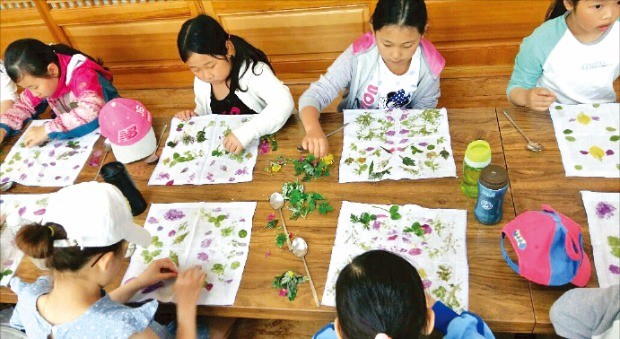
xmin=15 ymin=222 xmax=123 ymax=272
xmin=546 ymin=0 xmax=576 ymax=20
xmin=177 ymin=14 xmax=273 ymax=93
xmin=335 ymin=250 xmax=427 ymax=339
xmin=4 ymin=38 xmax=106 ymax=83
xmin=372 ymin=0 xmax=428 ymax=34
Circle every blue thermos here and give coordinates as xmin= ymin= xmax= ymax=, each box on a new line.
xmin=474 ymin=165 xmax=508 ymax=225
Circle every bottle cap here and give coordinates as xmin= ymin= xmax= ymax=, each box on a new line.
xmin=465 ymin=140 xmax=491 ymax=163
xmin=479 ymin=165 xmax=508 ymax=190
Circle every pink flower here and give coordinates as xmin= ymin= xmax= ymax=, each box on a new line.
xmin=279 ymin=288 xmax=288 ymax=297
xmin=267 ymin=213 xmax=276 ymax=221
xmin=205 ymin=283 xmax=214 ymax=291
xmin=408 ymin=248 xmax=422 ymax=255
xmin=197 ymin=252 xmax=208 ymax=261
xmin=259 ymin=140 xmax=270 ymax=155
xmin=265 ymin=250 xmax=271 ymax=257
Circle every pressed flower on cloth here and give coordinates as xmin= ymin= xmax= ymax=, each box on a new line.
xmin=122 ymin=201 xmax=256 ymax=305
xmin=0 ymin=193 xmax=51 ymax=286
xmin=339 ymin=108 xmax=456 ymax=183
xmin=148 ymin=116 xmax=258 ymax=186
xmin=550 ymin=103 xmax=620 ymax=178
xmin=0 ymin=120 xmax=100 ymax=187
xmin=582 ymin=191 xmax=620 ymax=287
xmin=322 ymin=201 xmax=468 ymax=313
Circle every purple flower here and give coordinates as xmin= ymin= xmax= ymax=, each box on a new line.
xmin=147 ymin=217 xmax=159 ymax=224
xmin=569 ymin=118 xmax=576 ymax=122
xmin=201 ymin=238 xmax=213 ymax=248
xmin=33 ymin=208 xmax=46 ymax=216
xmin=165 ymin=180 xmax=175 ymax=186
xmin=235 ymin=168 xmax=249 ymax=175
xmin=421 ymin=224 xmax=432 ymax=234
xmin=141 ymin=281 xmax=164 ymax=294
xmin=228 ymin=177 xmax=235 ymax=182
xmin=606 ymin=149 xmax=614 ymax=156
xmin=54 ymin=176 xmax=61 ymax=180
xmin=48 ymin=150 xmax=55 ymax=157
xmin=38 ymin=173 xmax=44 ymax=177
xmin=180 ymin=167 xmax=189 ymax=173
xmin=209 ymin=160 xmax=216 ymax=166
xmin=2 ymin=177 xmax=9 ymax=183
xmin=220 ymin=165 xmax=228 ymax=171
xmin=50 ymin=162 xmax=56 ymax=166
xmin=239 ymin=218 xmax=246 ymax=222
xmin=385 ymin=140 xmax=394 ymax=145
xmin=400 ymin=113 xmax=409 ymax=121
xmin=214 ymin=207 xmax=222 ymax=212
xmin=42 ymin=163 xmax=49 ymax=167
xmin=168 ymin=230 xmax=176 ymax=237
xmin=372 ymin=220 xmax=381 ymax=230
xmin=19 ymin=173 xmax=27 ymax=181
xmin=610 ymin=265 xmax=620 ymax=275
xmin=592 ymin=116 xmax=600 ymax=121
xmin=422 ymin=279 xmax=432 ymax=289
xmin=385 ymin=130 xmax=396 ymax=136
xmin=387 ymin=234 xmax=398 ymax=241
xmin=376 ymin=214 xmax=388 ymax=218
xmin=156 ymin=226 xmax=163 ymax=231
xmin=197 ymin=252 xmax=209 ymax=261
xmin=53 ymin=142 xmax=62 ymax=148
xmin=400 ymin=139 xmax=410 ymax=144
xmin=419 ymin=142 xmax=428 ymax=147
xmin=163 ymin=209 xmax=185 ymax=221
xmin=18 ymin=206 xmax=26 ymax=216
xmin=365 ymin=147 xmax=375 ymax=151
xmin=579 ymin=150 xmax=588 ymax=155
xmin=225 ymin=279 xmax=233 ymax=284
xmin=4 ymin=260 xmax=14 ymax=267
xmin=596 ymin=202 xmax=616 ymax=219
xmin=386 ymin=115 xmax=395 ymax=122
xmin=72 ymin=165 xmax=79 ymax=169
xmin=399 ymin=129 xmax=409 ymax=135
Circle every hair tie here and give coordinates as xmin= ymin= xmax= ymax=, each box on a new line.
xmin=375 ymin=334 xmax=391 ymax=339
xmin=48 ymin=225 xmax=54 ymax=237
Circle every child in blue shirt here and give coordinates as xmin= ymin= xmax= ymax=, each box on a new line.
xmin=313 ymin=250 xmax=494 ymax=339
xmin=299 ymin=0 xmax=445 ymax=157
xmin=507 ymin=0 xmax=619 ymax=111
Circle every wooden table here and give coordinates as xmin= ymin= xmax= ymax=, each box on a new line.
xmin=500 ymin=106 xmax=620 ymax=333
xmin=0 ymin=108 xmax=535 ymax=332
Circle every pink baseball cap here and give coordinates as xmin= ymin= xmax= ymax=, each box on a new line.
xmin=501 ymin=205 xmax=591 ymax=287
xmin=99 ymin=98 xmax=156 ymax=163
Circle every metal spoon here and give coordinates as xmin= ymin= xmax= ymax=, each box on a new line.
xmin=145 ymin=124 xmax=168 ymax=164
xmin=0 ymin=181 xmax=15 ymax=192
xmin=268 ymin=192 xmax=292 ymax=251
xmin=502 ymin=110 xmax=544 ymax=152
xmin=93 ymin=139 xmax=112 ymax=181
xmin=291 ymin=237 xmax=321 ymax=307
xmin=297 ymin=123 xmax=350 ymax=152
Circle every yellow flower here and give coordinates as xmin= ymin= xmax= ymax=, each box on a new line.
xmin=322 ymin=153 xmax=334 ymax=165
xmin=271 ymin=163 xmax=282 ymax=173
xmin=287 ymin=271 xmax=296 ymax=278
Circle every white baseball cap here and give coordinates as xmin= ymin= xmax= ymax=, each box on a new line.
xmin=43 ymin=181 xmax=152 ymax=249
xmin=99 ymin=98 xmax=157 ymax=164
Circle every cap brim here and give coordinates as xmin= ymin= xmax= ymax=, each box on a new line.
xmin=571 ymin=252 xmax=592 ymax=287
xmin=111 ymin=127 xmax=156 ymax=164
xmin=124 ymin=222 xmax=153 ymax=248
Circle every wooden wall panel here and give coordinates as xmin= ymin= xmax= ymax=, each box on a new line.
xmin=0 ymin=6 xmax=55 ymax=58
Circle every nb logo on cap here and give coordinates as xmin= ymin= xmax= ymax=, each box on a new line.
xmin=118 ymin=124 xmax=138 ymax=142
xmin=513 ymin=229 xmax=527 ymax=250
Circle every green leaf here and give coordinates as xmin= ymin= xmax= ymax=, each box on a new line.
xmin=211 ymin=263 xmax=225 ymax=275
xmin=172 ymin=232 xmax=189 ymax=244
xmin=318 ymin=202 xmax=334 ymax=215
xmin=401 ymin=156 xmax=415 ymax=166
xmin=275 ymin=233 xmax=288 ymax=248
xmin=610 ymin=135 xmax=620 ymax=142
xmin=608 ymin=236 xmax=620 ymax=258
xmin=606 ymin=127 xmax=617 ymax=132
xmin=266 ymin=219 xmax=279 ymax=229
xmin=565 ymin=136 xmax=576 ymax=142
xmin=563 ymin=129 xmax=573 ymax=134
xmin=221 ymin=227 xmax=234 ymax=237
xmin=169 ymin=250 xmax=179 ymax=267
xmin=238 ymin=229 xmax=248 ymax=238
xmin=231 ymin=261 xmax=241 ymax=269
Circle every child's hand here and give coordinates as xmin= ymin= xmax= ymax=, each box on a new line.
xmin=302 ymin=128 xmax=329 ymax=158
xmin=23 ymin=125 xmax=49 ymax=147
xmin=223 ymin=133 xmax=244 ymax=154
xmin=175 ymin=110 xmax=196 ymax=121
xmin=526 ymin=88 xmax=556 ymax=111
xmin=425 ymin=292 xmax=436 ymax=308
xmin=136 ymin=257 xmax=178 ymax=288
xmin=174 ymin=266 xmax=206 ymax=308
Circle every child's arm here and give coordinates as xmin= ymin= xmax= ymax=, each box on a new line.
xmin=429 ymin=297 xmax=494 ymax=338
xmin=229 ymin=62 xmax=294 ymax=150
xmin=508 ymin=87 xmax=556 ymax=111
xmin=298 ymin=46 xmax=355 ymax=157
xmin=108 ymin=258 xmax=178 ymax=304
xmin=174 ymin=266 xmax=207 ymax=339
xmin=0 ymin=90 xmax=46 ymax=144
xmin=506 ymin=31 xmax=557 ymax=112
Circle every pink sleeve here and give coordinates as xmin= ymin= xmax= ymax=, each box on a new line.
xmin=0 ymin=90 xmax=44 ymax=132
xmin=45 ymin=68 xmax=105 ymax=134
xmin=420 ymin=38 xmax=445 ymax=79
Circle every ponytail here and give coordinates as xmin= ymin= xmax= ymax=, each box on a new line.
xmin=15 ymin=222 xmax=122 ymax=272
xmin=545 ymin=0 xmax=576 ymax=21
xmin=4 ymin=38 xmax=106 ymax=83
xmin=177 ymin=14 xmax=273 ymax=93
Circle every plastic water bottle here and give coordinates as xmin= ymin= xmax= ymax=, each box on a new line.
xmin=474 ymin=165 xmax=509 ymax=225
xmin=461 ymin=140 xmax=491 ymax=198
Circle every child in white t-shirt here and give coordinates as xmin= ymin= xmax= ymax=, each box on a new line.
xmin=507 ymin=0 xmax=619 ymax=111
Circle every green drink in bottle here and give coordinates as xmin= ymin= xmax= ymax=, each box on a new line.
xmin=461 ymin=140 xmax=491 ymax=198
